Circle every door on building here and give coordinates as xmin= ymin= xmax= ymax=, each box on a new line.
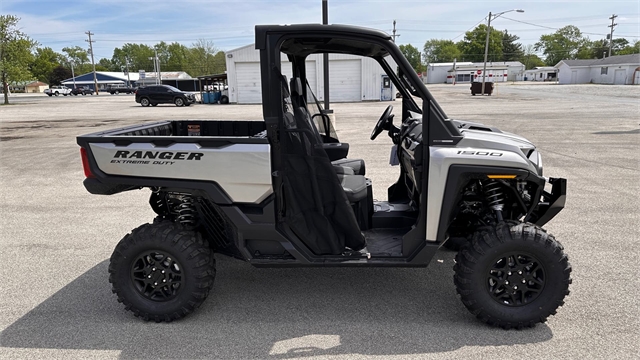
xmin=613 ymin=69 xmax=626 ymax=85
xmin=329 ymin=59 xmax=362 ymax=102
xmin=380 ymin=75 xmax=392 ymax=101
xmin=570 ymin=71 xmax=577 ymax=84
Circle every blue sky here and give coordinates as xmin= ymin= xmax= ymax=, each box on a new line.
xmin=4 ymin=0 xmax=639 ymax=61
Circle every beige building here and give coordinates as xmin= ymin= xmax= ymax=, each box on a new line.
xmin=25 ymin=81 xmax=49 ymax=93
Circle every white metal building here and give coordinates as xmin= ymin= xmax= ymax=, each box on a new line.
xmin=524 ymin=67 xmax=558 ymax=82
xmin=225 ymin=44 xmax=397 ymax=104
xmin=555 ymin=54 xmax=640 ymax=85
xmin=426 ymin=61 xmax=525 ymax=84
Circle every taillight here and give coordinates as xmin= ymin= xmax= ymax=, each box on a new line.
xmin=80 ymin=148 xmax=95 ymax=178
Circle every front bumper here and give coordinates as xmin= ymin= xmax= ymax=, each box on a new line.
xmin=528 ymin=177 xmax=566 ymax=226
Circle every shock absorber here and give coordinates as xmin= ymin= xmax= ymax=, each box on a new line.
xmin=175 ymin=194 xmax=198 ymax=228
xmin=483 ymin=180 xmax=505 ymax=222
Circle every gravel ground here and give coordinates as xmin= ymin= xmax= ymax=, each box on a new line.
xmin=0 ymin=83 xmax=638 ymax=359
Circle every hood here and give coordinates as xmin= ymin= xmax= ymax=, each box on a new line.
xmin=453 ymin=119 xmax=536 ymax=157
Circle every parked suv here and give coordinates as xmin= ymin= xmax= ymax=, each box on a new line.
xmin=71 ymin=86 xmax=94 ymax=96
xmin=107 ymin=84 xmax=135 ymax=95
xmin=135 ymin=85 xmax=195 ymax=107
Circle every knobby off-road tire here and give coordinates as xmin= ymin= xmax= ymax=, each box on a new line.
xmin=109 ymin=219 xmax=216 ymax=322
xmin=454 ymin=221 xmax=571 ymax=329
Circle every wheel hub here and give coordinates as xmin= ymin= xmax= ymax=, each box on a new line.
xmin=131 ymin=251 xmax=182 ymax=301
xmin=486 ymin=252 xmax=545 ymax=307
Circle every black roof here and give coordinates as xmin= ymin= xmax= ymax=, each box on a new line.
xmin=255 ymin=24 xmax=392 ymax=57
xmin=197 ymin=73 xmax=227 ymax=81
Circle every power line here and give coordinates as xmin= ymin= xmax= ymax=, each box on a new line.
xmin=501 ymin=16 xmax=640 ymax=38
xmin=451 ymin=16 xmax=488 ymax=41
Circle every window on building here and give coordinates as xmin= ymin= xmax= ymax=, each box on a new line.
xmin=456 ymin=73 xmax=471 ymax=82
xmin=601 ymin=67 xmax=608 ymax=75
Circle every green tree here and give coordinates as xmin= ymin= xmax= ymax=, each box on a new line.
xmin=459 ymin=24 xmax=503 ymax=62
xmin=422 ymin=39 xmax=461 ymax=63
xmin=502 ymin=30 xmax=523 ymax=61
xmin=534 ymin=25 xmax=590 ymax=65
xmin=590 ymin=38 xmax=630 ymax=58
xmin=398 ymin=44 xmax=424 ymax=73
xmin=30 ymin=47 xmax=63 ymax=84
xmin=111 ymin=43 xmax=155 ymax=72
xmin=0 ymin=15 xmax=37 ymax=104
xmin=186 ymin=39 xmax=223 ymax=76
xmin=62 ymin=46 xmax=90 ymax=73
xmin=49 ymin=65 xmax=72 ymax=86
xmin=618 ymin=40 xmax=640 ymax=55
xmin=98 ymin=58 xmax=116 ymax=71
xmin=163 ymin=42 xmax=191 ymax=72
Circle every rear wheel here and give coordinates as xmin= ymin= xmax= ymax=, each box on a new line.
xmin=220 ymin=95 xmax=229 ymax=104
xmin=174 ymin=97 xmax=185 ymax=107
xmin=115 ymin=91 xmax=120 ymax=95
xmin=109 ymin=219 xmax=216 ymax=322
xmin=454 ymin=222 xmax=571 ymax=329
xmin=54 ymin=92 xmax=59 ymax=96
xmin=140 ymin=98 xmax=150 ymax=107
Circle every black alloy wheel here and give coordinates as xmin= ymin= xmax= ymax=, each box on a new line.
xmin=486 ymin=252 xmax=545 ymax=307
xmin=130 ymin=251 xmax=183 ymax=301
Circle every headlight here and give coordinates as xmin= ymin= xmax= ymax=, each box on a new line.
xmin=529 ymin=149 xmax=543 ymax=176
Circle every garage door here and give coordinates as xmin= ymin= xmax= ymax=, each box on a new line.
xmin=613 ymin=69 xmax=626 ymax=85
xmin=329 ymin=60 xmax=361 ymax=102
xmin=235 ymin=61 xmax=316 ymax=104
xmin=236 ymin=62 xmax=262 ymax=104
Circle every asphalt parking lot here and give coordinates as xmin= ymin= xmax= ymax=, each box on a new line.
xmin=1 ymin=83 xmax=638 ymax=359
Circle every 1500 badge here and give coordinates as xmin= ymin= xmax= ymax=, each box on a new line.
xmin=110 ymin=150 xmax=204 ymax=165
xmin=457 ymin=150 xmax=503 ymax=156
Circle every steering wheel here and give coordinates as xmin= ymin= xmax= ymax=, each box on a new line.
xmin=370 ymin=105 xmax=394 ymax=140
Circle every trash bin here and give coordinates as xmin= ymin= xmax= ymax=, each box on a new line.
xmin=211 ymin=91 xmax=221 ymax=103
xmin=202 ymin=92 xmax=210 ymax=104
xmin=470 ymin=82 xmax=494 ymax=96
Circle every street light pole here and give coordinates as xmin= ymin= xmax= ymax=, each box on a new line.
xmin=481 ymin=12 xmax=492 ymax=96
xmin=70 ymin=61 xmax=77 ymax=89
xmin=481 ymin=9 xmax=524 ymax=95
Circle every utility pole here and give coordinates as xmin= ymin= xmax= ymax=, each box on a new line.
xmin=608 ymin=14 xmax=617 ymax=57
xmin=392 ymin=20 xmax=400 ymax=42
xmin=155 ymin=48 xmax=162 ymax=84
xmin=123 ymin=57 xmax=131 ymax=87
xmin=322 ymin=0 xmax=331 ymax=112
xmin=85 ymin=31 xmax=99 ymax=94
xmin=70 ymin=61 xmax=76 ymax=89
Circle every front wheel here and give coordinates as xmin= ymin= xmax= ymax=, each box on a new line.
xmin=454 ymin=222 xmax=571 ymax=329
xmin=109 ymin=220 xmax=216 ymax=322
xmin=174 ymin=97 xmax=185 ymax=107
